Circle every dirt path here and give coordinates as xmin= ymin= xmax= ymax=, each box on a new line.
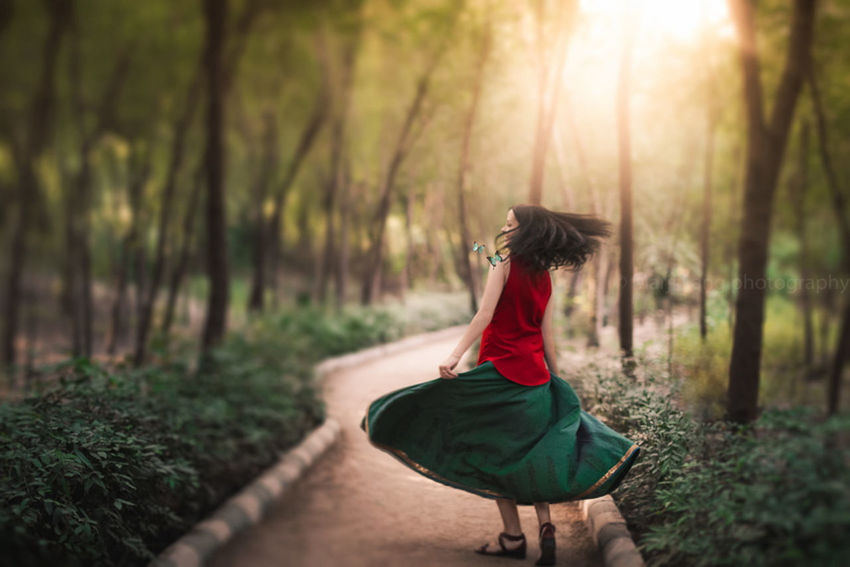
xmin=208 ymin=330 xmax=604 ymax=567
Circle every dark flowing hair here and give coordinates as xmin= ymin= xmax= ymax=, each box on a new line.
xmin=496 ymin=204 xmax=613 ymax=273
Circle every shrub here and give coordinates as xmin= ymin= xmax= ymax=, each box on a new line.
xmin=572 ymin=356 xmax=850 ymax=567
xmin=0 ymin=296 xmax=471 ymax=565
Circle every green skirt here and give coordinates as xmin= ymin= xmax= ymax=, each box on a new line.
xmin=360 ymin=361 xmax=640 ymax=505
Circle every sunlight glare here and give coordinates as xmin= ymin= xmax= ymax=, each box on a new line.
xmin=579 ymin=0 xmax=730 ymax=42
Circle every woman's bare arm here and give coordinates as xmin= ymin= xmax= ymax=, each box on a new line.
xmin=542 ymin=275 xmax=559 ymax=376
xmin=438 ymin=260 xmax=508 ymax=378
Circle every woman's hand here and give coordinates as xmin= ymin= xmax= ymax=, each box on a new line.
xmin=439 ymin=353 xmax=461 ymax=379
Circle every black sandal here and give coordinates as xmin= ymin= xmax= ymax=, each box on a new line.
xmin=475 ymin=531 xmax=527 ymax=559
xmin=535 ymin=522 xmax=556 ymax=566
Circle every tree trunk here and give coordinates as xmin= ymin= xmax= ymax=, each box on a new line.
xmin=108 ymin=149 xmax=151 ymax=355
xmin=266 ymin=96 xmax=327 ymax=304
xmin=66 ymin=31 xmax=132 ymax=358
xmin=455 ymin=16 xmax=491 ymax=314
xmin=616 ymin=15 xmax=635 ymax=364
xmin=360 ymin=41 xmax=448 ymax=305
xmin=318 ymin=30 xmax=360 ymax=305
xmin=789 ymin=121 xmax=814 ymax=367
xmin=527 ymin=0 xmax=575 ymax=205
xmin=563 ymin=96 xmax=604 ymax=346
xmin=133 ymin=64 xmax=203 ymax=365
xmin=2 ymin=0 xmax=68 ymax=367
xmin=699 ymin=80 xmax=716 ymax=341
xmin=162 ymin=163 xmax=203 ymax=337
xmin=562 ymin=270 xmax=582 ymax=339
xmin=828 ymin=303 xmax=849 ymax=415
xmin=726 ymin=0 xmax=816 ymax=423
xmin=200 ymin=0 xmax=229 ymax=352
xmin=808 ymin=65 xmax=850 ymax=414
xmin=247 ymin=111 xmax=279 ymax=312
xmin=400 ymin=186 xmax=415 ymax=299
xmin=727 ymin=141 xmax=743 ymax=332
xmin=335 ymin=171 xmax=353 ymax=310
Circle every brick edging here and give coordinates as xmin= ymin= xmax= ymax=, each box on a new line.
xmin=149 ymin=418 xmax=341 ymax=567
xmin=580 ymin=495 xmax=645 ymax=567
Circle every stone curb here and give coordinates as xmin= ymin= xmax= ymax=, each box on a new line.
xmin=149 ymin=325 xmax=467 ymax=567
xmin=149 ymin=418 xmax=342 ymax=567
xmin=580 ymin=495 xmax=645 ymax=567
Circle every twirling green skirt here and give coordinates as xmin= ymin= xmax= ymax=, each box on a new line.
xmin=360 ymin=361 xmax=640 ymax=505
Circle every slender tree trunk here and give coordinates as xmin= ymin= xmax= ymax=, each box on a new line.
xmin=591 ymin=245 xmax=610 ymax=344
xmin=726 ymin=0 xmax=816 ymax=423
xmin=162 ymin=163 xmax=203 ymax=337
xmin=828 ymin=304 xmax=850 ymax=414
xmin=603 ymin=245 xmax=615 ymax=327
xmin=616 ymin=15 xmax=635 ymax=364
xmin=423 ymin=189 xmax=441 ymax=287
xmin=134 ymin=65 xmax=203 ymax=365
xmin=247 ymin=111 xmax=278 ymax=312
xmin=360 ymin=40 xmax=448 ymax=305
xmin=527 ymin=0 xmax=575 ymax=205
xmin=563 ymin=97 xmax=605 ymax=346
xmin=819 ymin=295 xmax=833 ymax=369
xmin=108 ymin=150 xmax=151 ymax=355
xmin=562 ymin=270 xmax=582 ymax=339
xmin=319 ymin=31 xmax=360 ymax=305
xmin=335 ymin=171 xmax=353 ymax=310
xmin=455 ymin=17 xmax=491 ymax=314
xmin=727 ymin=141 xmax=743 ymax=332
xmin=149 ymin=1 xmax=257 ymax=357
xmin=2 ymin=0 xmax=68 ymax=367
xmin=699 ymin=92 xmax=716 ymax=341
xmin=201 ymin=0 xmax=229 ymax=352
xmin=265 ymin=97 xmax=327 ymax=303
xmin=0 ymin=1 xmax=12 ymax=37
xmin=808 ymin=66 xmax=850 ymax=414
xmin=67 ymin=37 xmax=132 ymax=358
xmin=789 ymin=121 xmax=814 ymax=367
xmin=400 ymin=186 xmax=415 ymax=299
xmin=62 ymin=170 xmax=83 ymax=356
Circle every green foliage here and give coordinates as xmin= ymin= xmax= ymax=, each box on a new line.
xmin=0 ymin=298 xmax=469 ymax=565
xmin=573 ymin=356 xmax=850 ymax=567
xmin=671 ymin=294 xmax=822 ymax=421
xmin=0 ymin=351 xmax=319 ymax=565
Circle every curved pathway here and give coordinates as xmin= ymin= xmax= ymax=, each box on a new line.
xmin=209 ymin=330 xmax=603 ymax=566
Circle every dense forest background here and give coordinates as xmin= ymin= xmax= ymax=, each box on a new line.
xmin=1 ymin=0 xmax=848 ymax=421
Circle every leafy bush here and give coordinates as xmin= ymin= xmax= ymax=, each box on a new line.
xmin=572 ymin=356 xmax=850 ymax=567
xmin=0 ymin=297 xmax=471 ymax=566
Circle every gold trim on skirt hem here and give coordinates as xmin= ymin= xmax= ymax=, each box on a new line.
xmin=575 ymin=443 xmax=640 ymax=499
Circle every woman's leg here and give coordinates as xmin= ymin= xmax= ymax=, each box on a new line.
xmin=533 ymin=501 xmax=551 ymax=528
xmin=483 ymin=497 xmax=523 ymax=550
xmin=497 ymin=497 xmax=523 ymax=535
xmin=534 ymin=501 xmax=556 ymax=565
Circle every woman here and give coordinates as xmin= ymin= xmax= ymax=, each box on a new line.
xmin=361 ymin=204 xmax=640 ymax=565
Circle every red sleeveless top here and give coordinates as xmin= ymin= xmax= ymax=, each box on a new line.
xmin=477 ymin=255 xmax=552 ymax=386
